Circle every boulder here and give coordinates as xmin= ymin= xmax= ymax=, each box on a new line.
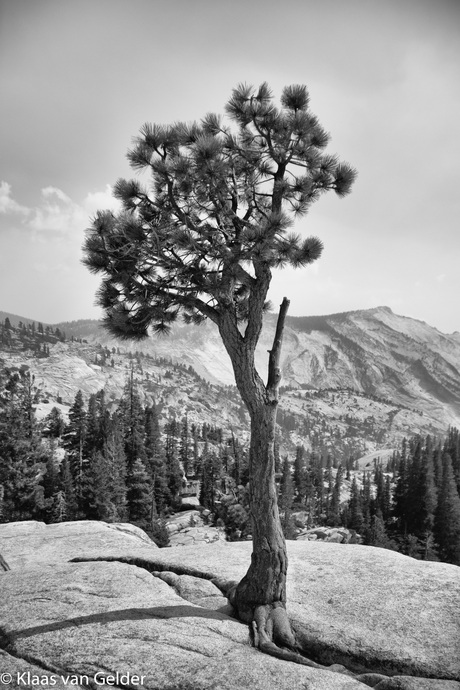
xmin=168 ymin=525 xmax=226 ymax=546
xmin=298 ymin=527 xmax=358 ymax=543
xmin=165 ymin=509 xmax=204 ymax=533
xmin=0 ymin=560 xmax=365 ymax=690
xmin=0 ymin=520 xmax=158 ymax=569
xmin=155 ymin=571 xmax=230 ymax=611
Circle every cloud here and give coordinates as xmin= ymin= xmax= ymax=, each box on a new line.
xmin=0 ymin=182 xmax=120 ymax=235
xmin=83 ymin=184 xmax=120 ymax=216
xmin=42 ymin=186 xmax=72 ymax=203
xmin=0 ymin=181 xmax=30 ymax=216
xmin=28 ymin=189 xmax=87 ymax=234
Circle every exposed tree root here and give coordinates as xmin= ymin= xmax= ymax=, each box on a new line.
xmin=252 ymin=603 xmax=323 ymax=668
xmin=223 ymin=581 xmax=354 ymax=675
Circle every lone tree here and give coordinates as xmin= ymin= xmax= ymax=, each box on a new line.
xmin=83 ymin=82 xmax=356 ymax=661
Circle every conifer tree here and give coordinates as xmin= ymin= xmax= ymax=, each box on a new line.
xmin=328 ymin=464 xmax=343 ymax=526
xmin=43 ymin=407 xmax=66 ymax=438
xmin=0 ymin=368 xmax=46 ymax=521
xmin=144 ymin=404 xmax=169 ymax=513
xmin=393 ymin=448 xmax=409 ymax=533
xmin=435 ymin=452 xmax=460 ymax=565
xmin=348 ymin=475 xmax=364 ymax=533
xmin=58 ymin=456 xmax=77 ymax=521
xmin=365 ymin=510 xmax=395 ymax=551
xmin=63 ymin=390 xmax=86 ymax=506
xmin=445 ymin=427 xmax=460 ymax=494
xmin=418 ymin=436 xmax=438 ymax=558
xmin=361 ymin=472 xmax=372 ymax=529
xmin=119 ymin=372 xmax=147 ymax=471
xmin=82 ymin=82 xmax=355 ymax=653
xmin=293 ymin=445 xmax=306 ymax=504
xmin=42 ymin=450 xmax=60 ymax=521
xmin=279 ymin=457 xmax=296 ymax=539
xmin=127 ymin=457 xmax=152 ymax=528
xmin=179 ymin=415 xmax=191 ymax=477
xmin=164 ymin=418 xmax=183 ymax=505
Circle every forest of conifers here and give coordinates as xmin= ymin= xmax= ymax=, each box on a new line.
xmin=1 ymin=365 xmax=459 ymax=565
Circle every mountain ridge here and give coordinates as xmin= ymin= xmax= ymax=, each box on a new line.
xmin=2 ymin=306 xmax=460 ymax=447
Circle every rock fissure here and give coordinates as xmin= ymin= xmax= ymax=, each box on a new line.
xmin=66 ymin=555 xmax=381 ymax=680
xmin=70 ymin=555 xmax=218 ymax=584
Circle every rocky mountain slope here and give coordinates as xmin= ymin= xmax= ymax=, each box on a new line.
xmin=1 ymin=306 xmax=460 ymax=457
xmin=55 ymin=306 xmax=460 ymax=428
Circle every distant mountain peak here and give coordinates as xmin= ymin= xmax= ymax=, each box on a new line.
xmin=369 ymin=305 xmax=393 ymax=314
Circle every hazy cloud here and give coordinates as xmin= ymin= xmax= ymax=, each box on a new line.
xmin=0 ymin=181 xmax=30 ymax=216
xmin=1 ymin=182 xmax=120 ymax=235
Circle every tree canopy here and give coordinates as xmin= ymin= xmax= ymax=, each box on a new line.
xmin=83 ymin=82 xmax=356 ymax=340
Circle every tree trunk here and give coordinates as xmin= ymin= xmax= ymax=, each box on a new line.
xmin=231 ymin=402 xmax=288 ymax=619
xmin=218 ymin=299 xmax=310 ymax=655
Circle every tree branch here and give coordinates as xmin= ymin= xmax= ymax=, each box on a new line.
xmin=266 ymin=297 xmax=290 ymax=403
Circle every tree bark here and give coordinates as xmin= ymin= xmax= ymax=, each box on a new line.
xmin=219 ymin=299 xmax=303 ymax=652
xmin=231 ymin=401 xmax=288 ymax=619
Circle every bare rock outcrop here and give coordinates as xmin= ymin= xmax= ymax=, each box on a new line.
xmin=0 ymin=560 xmax=364 ymax=690
xmin=0 ymin=519 xmax=158 ymax=569
xmin=129 ymin=540 xmax=460 ymax=680
xmin=1 ymin=521 xmax=459 ymax=689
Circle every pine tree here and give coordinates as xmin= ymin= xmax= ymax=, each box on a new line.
xmin=164 ymin=418 xmax=183 ymax=506
xmin=418 ymin=436 xmax=438 ymax=558
xmin=445 ymin=428 xmax=460 ymax=495
xmin=361 ymin=472 xmax=372 ymax=530
xmin=328 ymin=464 xmax=343 ymax=527
xmin=382 ymin=475 xmax=392 ymax=524
xmin=62 ymin=390 xmax=86 ymax=508
xmin=42 ymin=450 xmax=60 ymax=521
xmin=0 ymin=368 xmax=47 ymax=521
xmin=293 ymin=445 xmax=306 ymax=504
xmin=393 ymin=446 xmax=409 ymax=533
xmin=348 ymin=475 xmax=364 ymax=533
xmin=144 ymin=404 xmax=169 ymax=513
xmin=279 ymin=456 xmax=296 ymax=539
xmin=365 ymin=510 xmax=395 ymax=551
xmin=435 ymin=452 xmax=460 ymax=565
xmin=103 ymin=414 xmax=128 ymax=520
xmin=178 ymin=415 xmax=192 ymax=478
xmin=82 ymin=81 xmax=356 ymax=650
xmin=199 ymin=441 xmax=217 ymax=511
xmin=127 ymin=458 xmax=152 ymax=528
xmin=58 ymin=457 xmax=77 ymax=521
xmin=119 ymin=371 xmax=146 ymax=471
xmin=406 ymin=438 xmax=423 ymax=535
xmin=43 ymin=407 xmax=65 ymax=438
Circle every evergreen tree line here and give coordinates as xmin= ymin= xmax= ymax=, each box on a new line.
xmin=1 ymin=318 xmax=65 ymax=357
xmin=0 ymin=367 xmax=249 ymax=544
xmin=278 ymin=433 xmax=460 ymax=566
xmin=1 ymin=364 xmax=459 ymax=563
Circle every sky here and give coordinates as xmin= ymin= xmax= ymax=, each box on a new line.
xmin=1 ymin=0 xmax=459 ymax=333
